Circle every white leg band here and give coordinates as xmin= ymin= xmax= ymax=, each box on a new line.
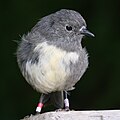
xmin=64 ymin=98 xmax=69 ymax=107
xmin=36 ymin=107 xmax=42 ymax=113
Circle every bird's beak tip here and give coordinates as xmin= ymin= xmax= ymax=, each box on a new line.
xmin=80 ymin=26 xmax=95 ymax=37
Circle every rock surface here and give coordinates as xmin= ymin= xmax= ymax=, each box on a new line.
xmin=21 ymin=110 xmax=120 ymax=120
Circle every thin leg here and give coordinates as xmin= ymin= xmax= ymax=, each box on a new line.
xmin=64 ymin=91 xmax=70 ymax=111
xmin=36 ymin=93 xmax=50 ymax=113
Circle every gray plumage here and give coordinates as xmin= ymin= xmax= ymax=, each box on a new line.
xmin=17 ymin=9 xmax=94 ymax=111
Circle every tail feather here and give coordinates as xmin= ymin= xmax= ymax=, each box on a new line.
xmin=50 ymin=91 xmax=64 ymax=109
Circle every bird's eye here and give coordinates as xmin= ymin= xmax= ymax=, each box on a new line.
xmin=65 ymin=25 xmax=72 ymax=31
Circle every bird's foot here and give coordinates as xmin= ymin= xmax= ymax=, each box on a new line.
xmin=65 ymin=106 xmax=70 ymax=111
xmin=55 ymin=107 xmax=70 ymax=112
xmin=55 ymin=108 xmax=63 ymax=112
xmin=35 ymin=111 xmax=40 ymax=115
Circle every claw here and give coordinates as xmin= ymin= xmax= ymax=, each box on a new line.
xmin=55 ymin=108 xmax=63 ymax=112
xmin=65 ymin=106 xmax=70 ymax=111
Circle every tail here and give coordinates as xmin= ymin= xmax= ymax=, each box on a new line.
xmin=50 ymin=91 xmax=64 ymax=109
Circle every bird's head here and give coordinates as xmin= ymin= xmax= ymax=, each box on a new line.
xmin=32 ymin=9 xmax=94 ymax=41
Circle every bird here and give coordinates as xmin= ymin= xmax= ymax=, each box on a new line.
xmin=17 ymin=9 xmax=94 ymax=113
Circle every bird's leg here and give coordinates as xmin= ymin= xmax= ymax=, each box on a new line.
xmin=36 ymin=93 xmax=50 ymax=113
xmin=64 ymin=91 xmax=70 ymax=111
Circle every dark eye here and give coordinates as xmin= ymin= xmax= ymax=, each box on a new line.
xmin=66 ymin=25 xmax=72 ymax=31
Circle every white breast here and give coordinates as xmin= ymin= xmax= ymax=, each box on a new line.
xmin=25 ymin=42 xmax=79 ymax=93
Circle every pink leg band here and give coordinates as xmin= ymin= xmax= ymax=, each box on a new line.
xmin=36 ymin=103 xmax=43 ymax=113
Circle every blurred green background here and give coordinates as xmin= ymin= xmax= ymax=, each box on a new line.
xmin=0 ymin=0 xmax=120 ymax=119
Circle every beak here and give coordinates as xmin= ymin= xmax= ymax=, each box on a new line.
xmin=80 ymin=26 xmax=95 ymax=37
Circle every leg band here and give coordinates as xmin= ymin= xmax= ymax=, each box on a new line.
xmin=64 ymin=98 xmax=69 ymax=108
xmin=36 ymin=103 xmax=43 ymax=113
